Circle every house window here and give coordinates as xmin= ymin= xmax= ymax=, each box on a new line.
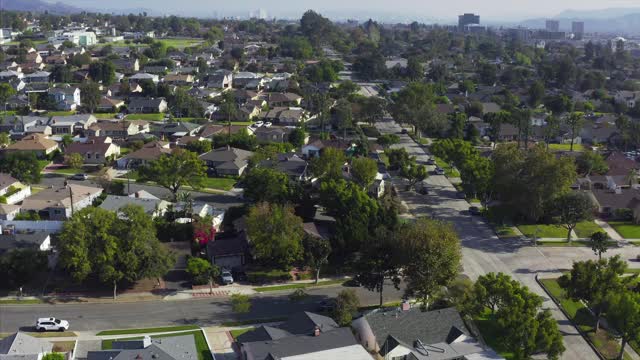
xmin=86 ymin=153 xmax=91 ymax=159
xmin=95 ymin=154 xmax=101 ymax=159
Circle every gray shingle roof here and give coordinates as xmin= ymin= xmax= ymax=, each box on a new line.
xmin=88 ymin=335 xmax=197 ymax=360
xmin=0 ymin=332 xmax=53 ymax=355
xmin=364 ymin=307 xmax=468 ymax=348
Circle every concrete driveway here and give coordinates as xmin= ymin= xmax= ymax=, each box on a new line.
xmin=375 ymin=117 xmax=611 ymax=360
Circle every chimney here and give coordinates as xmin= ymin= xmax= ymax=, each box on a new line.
xmin=313 ymin=326 xmax=320 ymax=337
xmin=142 ymin=335 xmax=152 ymax=348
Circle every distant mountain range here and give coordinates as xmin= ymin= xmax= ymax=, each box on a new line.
xmin=0 ymin=0 xmax=81 ymax=14
xmin=519 ymin=12 xmax=640 ymax=34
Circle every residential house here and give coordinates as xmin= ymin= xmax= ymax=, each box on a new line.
xmin=254 ymin=126 xmax=294 ymax=143
xmin=150 ymin=122 xmax=201 ymax=139
xmin=4 ymin=133 xmax=58 ymax=158
xmin=144 ymin=65 xmax=169 ymax=74
xmin=65 ymin=137 xmax=121 ymax=165
xmin=20 ymin=183 xmax=103 ymax=220
xmin=87 ymin=120 xmax=146 ymax=139
xmin=117 ymin=141 xmax=171 ymax=168
xmin=606 ymin=152 xmax=639 ymax=177
xmin=112 ymin=58 xmax=140 ymax=73
xmin=97 ymin=96 xmax=125 ymax=112
xmin=586 ymin=188 xmax=640 ymax=221
xmin=44 ymin=54 xmax=67 ymax=65
xmin=206 ymin=70 xmax=233 ymax=89
xmin=497 ymin=123 xmax=519 ymax=142
xmin=369 ymin=176 xmax=386 ymax=199
xmin=0 ymin=70 xmax=23 ymax=82
xmin=0 ymin=115 xmax=47 ymax=136
xmin=0 ymin=204 xmax=20 ymax=220
xmin=200 ymin=146 xmax=254 ymax=176
xmin=199 ymin=124 xmax=245 ymax=139
xmin=0 ymin=232 xmax=52 ymax=255
xmin=163 ymin=73 xmax=194 ymax=85
xmin=261 ymin=92 xmax=303 ymax=107
xmin=236 ymin=312 xmax=371 ymax=360
xmin=129 ymin=98 xmax=168 ymax=113
xmin=352 ymin=306 xmax=503 ymax=360
xmin=87 ymin=335 xmax=197 ymax=360
xmin=0 ymin=332 xmax=54 ymax=359
xmin=0 ymin=173 xmax=31 ymax=205
xmin=262 ymin=107 xmax=305 ymax=125
xmin=614 ymin=90 xmax=640 ymax=108
xmin=49 ymin=86 xmax=81 ymax=110
xmin=48 ymin=114 xmax=97 ymax=136
xmin=207 ymin=230 xmax=249 ymax=269
xmin=129 ymin=72 xmax=159 ymax=83
xmin=23 ymin=71 xmax=50 ymax=83
xmin=238 ymin=104 xmax=261 ymax=121
xmin=99 ymin=195 xmax=170 ymax=218
xmin=301 ymin=139 xmax=352 ymax=158
xmin=259 ymin=153 xmax=310 ymax=182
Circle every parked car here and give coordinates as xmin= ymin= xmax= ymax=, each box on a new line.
xmin=264 ymin=122 xmax=272 ymax=127
xmin=35 ymin=317 xmax=69 ymax=332
xmin=434 ymin=167 xmax=445 ymax=175
xmin=456 ymin=192 xmax=466 ymax=199
xmin=220 ymin=269 xmax=234 ymax=285
xmin=418 ymin=186 xmax=429 ymax=195
xmin=115 ymin=113 xmax=125 ymax=119
xmin=469 ymin=206 xmax=481 ymax=215
xmin=69 ymin=173 xmax=88 ymax=181
xmin=253 ymin=121 xmax=264 ymax=128
xmin=426 ymin=158 xmax=436 ymax=165
xmin=401 ymin=128 xmax=408 ymax=134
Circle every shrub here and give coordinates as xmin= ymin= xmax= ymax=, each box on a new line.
xmin=246 ymin=269 xmax=291 ymax=284
xmin=0 ymin=196 xmax=6 ymax=204
xmin=613 ymin=208 xmax=633 ymax=221
xmin=186 ymin=257 xmax=219 ymax=285
xmin=231 ymin=294 xmax=251 ymax=313
xmin=296 ymin=272 xmax=313 ymax=281
xmin=289 ymin=288 xmax=308 ymax=302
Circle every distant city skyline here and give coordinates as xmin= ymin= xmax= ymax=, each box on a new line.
xmin=50 ymin=0 xmax=640 ymax=22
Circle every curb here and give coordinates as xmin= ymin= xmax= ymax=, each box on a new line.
xmin=535 ymin=274 xmax=605 ymax=360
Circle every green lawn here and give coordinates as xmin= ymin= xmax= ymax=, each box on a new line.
xmin=358 ymin=301 xmax=402 ymax=312
xmin=536 ymin=240 xmax=617 ymax=247
xmin=201 ymin=177 xmax=236 ymax=191
xmin=548 ymin=143 xmax=585 ymax=152
xmin=37 ymin=160 xmax=51 ymax=171
xmin=574 ymin=221 xmax=604 ymax=238
xmin=609 ymin=221 xmax=640 ymax=239
xmin=433 ymin=157 xmax=460 ymax=178
xmin=253 ymin=279 xmax=346 ymax=292
xmin=213 ymin=121 xmax=252 ymax=126
xmin=104 ymin=38 xmax=202 ymax=49
xmin=229 ymin=328 xmax=254 ymax=339
xmin=102 ymin=330 xmax=211 ymax=360
xmin=493 ymin=224 xmax=519 ymax=238
xmin=0 ymin=299 xmax=44 ymax=305
xmin=518 ymin=224 xmax=568 ymax=239
xmin=47 ymin=111 xmax=76 ymax=116
xmin=473 ymin=311 xmax=515 ymax=360
xmin=414 ymin=137 xmax=429 ymax=145
xmin=96 ymin=325 xmax=199 ymax=336
xmin=220 ymin=317 xmax=288 ymax=327
xmin=126 ymin=113 xmax=165 ymax=121
xmin=50 ymin=167 xmax=83 ymax=176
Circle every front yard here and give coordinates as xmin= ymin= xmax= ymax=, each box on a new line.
xmin=548 ymin=143 xmax=585 ymax=152
xmin=609 ymin=221 xmax=640 ymax=239
xmin=201 ymin=177 xmax=237 ymax=191
xmin=433 ymin=156 xmax=460 ymax=177
xmin=518 ymin=221 xmax=603 ymax=239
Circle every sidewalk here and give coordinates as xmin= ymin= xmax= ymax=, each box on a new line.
xmin=594 ymin=219 xmax=624 ymax=242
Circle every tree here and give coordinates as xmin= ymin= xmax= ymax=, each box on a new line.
xmin=460 ymin=156 xmax=494 ymax=208
xmin=350 ymin=157 xmax=377 ymax=189
xmin=543 ymin=115 xmax=561 ymax=149
xmin=390 ymin=82 xmax=445 ymax=137
xmin=80 ymin=81 xmax=100 ymax=113
xmin=0 ymin=152 xmax=41 ymax=184
xmin=559 ymin=256 xmax=627 ymax=331
xmin=58 ymin=206 xmax=174 ymax=299
xmin=528 ymin=81 xmax=545 ymax=107
xmin=243 ymin=167 xmax=296 ymax=204
xmin=303 ymin=234 xmax=331 ymax=284
xmin=88 ymin=60 xmax=116 ymax=85
xmin=576 ymin=150 xmax=608 ymax=176
xmin=61 ymin=134 xmax=73 ymax=149
xmin=0 ymin=248 xmax=48 ymax=289
xmin=65 ymin=153 xmax=84 ymax=169
xmin=139 ymin=149 xmax=206 ymax=201
xmin=42 ymin=354 xmax=65 ymax=360
xmin=231 ymin=294 xmax=251 ymax=313
xmin=606 ymin=290 xmax=640 ymax=360
xmin=400 ymin=162 xmax=427 ymax=190
xmin=332 ymin=289 xmax=360 ymax=326
xmin=185 ymin=140 xmax=212 ymax=154
xmin=288 ymin=128 xmax=306 ymax=148
xmin=406 ymin=56 xmax=424 ymax=80
xmin=590 ymin=231 xmax=610 ymax=260
xmin=354 ymin=227 xmax=402 ymax=307
xmin=401 ymin=218 xmax=461 ymax=308
xmin=246 ymin=203 xmax=304 ymax=269
xmin=333 ymin=99 xmax=353 ymax=138
xmin=186 ymin=257 xmax=219 ymax=285
xmin=310 ymin=147 xmax=346 ymax=179
xmin=449 ymin=112 xmax=466 ymax=139
xmin=0 ymin=132 xmax=10 ymax=147
xmin=565 ymin=112 xmax=584 ymax=152
xmin=465 ymin=272 xmax=514 ymax=315
xmin=0 ymin=83 xmax=16 ymax=109
xmin=554 ymin=192 xmax=595 ymax=242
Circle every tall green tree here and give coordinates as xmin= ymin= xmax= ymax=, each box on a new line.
xmin=0 ymin=83 xmax=16 ymax=110
xmin=400 ymin=161 xmax=427 ymax=190
xmin=0 ymin=152 xmax=42 ymax=184
xmin=58 ymin=206 xmax=174 ymax=299
xmin=310 ymin=147 xmax=346 ymax=179
xmin=350 ymin=157 xmax=378 ymax=189
xmin=528 ymin=81 xmax=545 ymax=107
xmin=354 ymin=227 xmax=402 ymax=307
xmin=589 ymin=231 xmax=610 ymax=260
xmin=246 ymin=202 xmax=304 ymax=269
xmin=606 ymin=290 xmax=640 ymax=360
xmin=332 ymin=289 xmax=360 ymax=326
xmin=243 ymin=167 xmax=297 ymax=204
xmin=553 ymin=192 xmax=595 ymax=242
xmin=80 ymin=81 xmax=101 ymax=113
xmin=401 ymin=218 xmax=461 ymax=308
xmin=576 ymin=150 xmax=608 ymax=176
xmin=565 ymin=112 xmax=584 ymax=152
xmin=139 ymin=149 xmax=206 ymax=201
xmin=0 ymin=248 xmax=48 ymax=289
xmin=303 ymin=234 xmax=331 ymax=284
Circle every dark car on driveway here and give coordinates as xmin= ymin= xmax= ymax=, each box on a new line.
xmin=426 ymin=158 xmax=436 ymax=165
xmin=469 ymin=206 xmax=481 ymax=215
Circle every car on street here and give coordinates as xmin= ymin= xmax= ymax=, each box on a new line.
xmin=221 ymin=269 xmax=234 ymax=285
xmin=35 ymin=317 xmax=69 ymax=332
xmin=468 ymin=206 xmax=481 ymax=215
xmin=69 ymin=173 xmax=88 ymax=181
xmin=264 ymin=122 xmax=272 ymax=127
xmin=253 ymin=121 xmax=264 ymax=128
xmin=456 ymin=192 xmax=466 ymax=199
xmin=400 ymin=128 xmax=408 ymax=134
xmin=115 ymin=113 xmax=125 ymax=119
xmin=426 ymin=158 xmax=436 ymax=165
xmin=434 ymin=167 xmax=445 ymax=175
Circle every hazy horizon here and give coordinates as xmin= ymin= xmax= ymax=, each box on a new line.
xmin=46 ymin=0 xmax=640 ymax=21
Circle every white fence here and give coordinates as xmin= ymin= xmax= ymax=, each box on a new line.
xmin=0 ymin=220 xmax=64 ymax=233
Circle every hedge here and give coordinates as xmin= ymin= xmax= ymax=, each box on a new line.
xmin=246 ymin=269 xmax=291 ymax=284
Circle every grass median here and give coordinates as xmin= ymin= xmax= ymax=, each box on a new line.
xmin=96 ymin=325 xmax=199 ymax=336
xmin=253 ymin=279 xmax=346 ymax=292
xmin=0 ymin=299 xmax=44 ymax=305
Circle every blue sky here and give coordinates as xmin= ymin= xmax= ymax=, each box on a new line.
xmin=58 ymin=0 xmax=640 ymax=21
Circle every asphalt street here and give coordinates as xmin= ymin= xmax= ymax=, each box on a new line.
xmin=0 ymin=282 xmax=404 ymax=332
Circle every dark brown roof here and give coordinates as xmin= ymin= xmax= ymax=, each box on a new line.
xmin=606 ymin=152 xmax=639 ymax=176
